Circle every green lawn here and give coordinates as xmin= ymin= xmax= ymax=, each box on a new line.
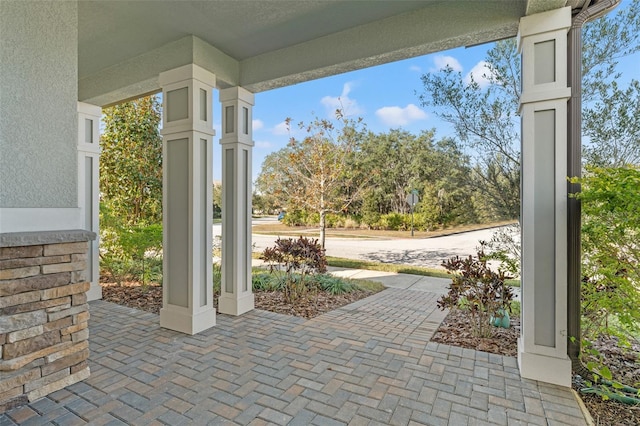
xmin=253 ymin=253 xmax=520 ymax=286
xmin=251 ymin=220 xmax=517 ymax=240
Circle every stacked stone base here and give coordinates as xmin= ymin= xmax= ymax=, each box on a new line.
xmin=0 ymin=230 xmax=95 ymax=412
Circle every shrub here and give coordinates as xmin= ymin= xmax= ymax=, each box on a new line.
xmin=437 ymin=245 xmax=514 ymax=338
xmin=343 ymin=217 xmax=360 ymax=229
xmin=282 ymin=210 xmax=305 ymax=226
xmin=261 ymin=236 xmax=327 ymax=303
xmin=570 ymin=166 xmax=640 ymax=344
xmin=481 ymin=223 xmax=521 ymax=277
xmin=361 ymin=211 xmax=381 ymax=229
xmin=314 ymin=274 xmax=356 ymax=295
xmin=330 ymin=214 xmax=346 ymax=228
xmin=379 ymin=213 xmax=405 ymax=231
xmin=119 ymin=224 xmax=163 ymax=288
xmin=305 ymin=212 xmax=320 ymax=226
xmin=212 ymin=235 xmax=222 ymax=293
xmin=99 ymin=203 xmax=162 ymax=288
xmin=252 ymin=271 xmax=282 ymax=292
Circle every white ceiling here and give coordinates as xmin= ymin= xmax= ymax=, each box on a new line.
xmin=77 ymin=0 xmax=570 ymax=106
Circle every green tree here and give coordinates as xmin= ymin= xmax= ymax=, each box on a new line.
xmin=418 ymin=40 xmax=521 ymax=220
xmin=357 ymin=130 xmax=475 ymax=226
xmin=359 ymin=129 xmax=437 ymax=215
xmin=252 ymin=191 xmax=282 ymax=215
xmin=581 ymin=0 xmax=640 ymax=102
xmin=99 ymin=95 xmax=163 ymax=285
xmin=213 ymin=182 xmax=222 ymax=218
xmin=583 ymin=79 xmax=640 ymax=166
xmin=418 ymin=1 xmax=640 ymax=216
xmin=256 ymin=112 xmax=369 ymax=248
xmin=582 ymin=0 xmax=640 ymax=166
xmin=100 ymin=95 xmax=163 ymax=224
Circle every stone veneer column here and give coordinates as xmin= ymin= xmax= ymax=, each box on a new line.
xmin=77 ymin=102 xmax=102 ymax=301
xmin=158 ymin=65 xmax=216 ymax=334
xmin=0 ymin=230 xmax=95 ymax=412
xmin=218 ymin=87 xmax=255 ymax=316
xmin=517 ymin=7 xmax=572 ymax=387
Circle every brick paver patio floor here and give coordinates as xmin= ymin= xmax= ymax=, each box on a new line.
xmin=1 ymin=288 xmax=587 ymax=425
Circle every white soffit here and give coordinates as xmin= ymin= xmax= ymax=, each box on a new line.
xmin=78 ymin=1 xmax=579 ymax=104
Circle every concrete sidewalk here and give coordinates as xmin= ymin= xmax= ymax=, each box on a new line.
xmin=329 ymin=268 xmax=522 ymax=302
xmin=327 ymin=267 xmax=452 ymax=296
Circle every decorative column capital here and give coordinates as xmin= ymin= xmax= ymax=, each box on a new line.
xmin=219 ymin=86 xmax=254 ymax=105
xmin=159 ymin=64 xmax=216 ymax=137
xmin=518 ymin=7 xmax=571 ymax=107
xmin=518 ymin=6 xmax=571 ymax=40
xmin=220 ymin=87 xmax=254 ymax=147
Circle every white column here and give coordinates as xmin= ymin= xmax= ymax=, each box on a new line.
xmin=77 ymin=102 xmax=102 ymax=301
xmin=158 ymin=64 xmax=216 ymax=334
xmin=517 ymin=7 xmax=572 ymax=387
xmin=218 ymin=87 xmax=255 ymax=316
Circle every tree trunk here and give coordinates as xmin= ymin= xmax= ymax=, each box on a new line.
xmin=319 ymin=209 xmax=326 ymax=249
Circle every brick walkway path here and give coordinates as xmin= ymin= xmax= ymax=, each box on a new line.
xmin=1 ymin=289 xmax=587 ymax=425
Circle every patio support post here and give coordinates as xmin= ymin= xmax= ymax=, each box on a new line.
xmin=77 ymin=102 xmax=102 ymax=301
xmin=218 ymin=87 xmax=255 ymax=315
xmin=158 ymin=64 xmax=217 ymax=334
xmin=517 ymin=7 xmax=572 ymax=387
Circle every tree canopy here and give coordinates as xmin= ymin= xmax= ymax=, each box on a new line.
xmin=100 ymin=95 xmax=163 ymax=225
xmin=416 ymin=0 xmax=640 ymax=215
xmin=256 ymin=112 xmax=370 ymax=247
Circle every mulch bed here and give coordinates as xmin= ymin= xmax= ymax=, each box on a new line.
xmin=572 ymin=336 xmax=640 ymax=426
xmin=100 ymin=281 xmax=638 ymax=425
xmin=254 ymin=289 xmax=378 ymax=318
xmin=100 ymin=282 xmax=379 ymax=318
xmin=101 ymin=282 xmax=163 ymax=314
xmin=431 ymin=308 xmax=520 ymax=356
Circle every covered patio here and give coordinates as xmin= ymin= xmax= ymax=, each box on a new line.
xmin=1 ymin=288 xmax=587 ymax=425
xmin=1 ymin=0 xmax=609 ymax=414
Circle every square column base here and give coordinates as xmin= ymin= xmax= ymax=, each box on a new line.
xmin=160 ymin=306 xmax=216 ymax=335
xmin=218 ymin=293 xmax=255 ymax=316
xmin=518 ymin=338 xmax=571 ymax=387
xmin=86 ymin=283 xmax=102 ymax=301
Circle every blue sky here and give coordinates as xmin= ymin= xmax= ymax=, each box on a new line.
xmin=212 ymin=43 xmax=493 ymax=181
xmin=211 ymin=0 xmax=639 ymax=182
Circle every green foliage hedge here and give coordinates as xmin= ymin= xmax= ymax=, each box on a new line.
xmin=282 ymin=210 xmax=449 ymax=231
xmin=571 ymin=166 xmax=640 ymax=344
xmin=99 ymin=202 xmax=163 ymax=287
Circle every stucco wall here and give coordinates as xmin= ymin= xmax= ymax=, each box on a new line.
xmin=0 ymin=1 xmax=78 ymax=208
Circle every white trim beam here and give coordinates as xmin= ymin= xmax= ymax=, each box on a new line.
xmin=79 ymin=37 xmax=238 ymax=107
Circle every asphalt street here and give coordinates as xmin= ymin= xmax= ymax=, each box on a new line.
xmin=214 ymin=218 xmax=507 ymax=269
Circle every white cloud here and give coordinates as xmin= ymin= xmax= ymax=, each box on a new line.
xmin=464 ymin=61 xmax=494 ymax=88
xmin=320 ymin=82 xmax=363 ymax=116
xmin=431 ymin=55 xmax=463 ymax=72
xmin=272 ymin=121 xmax=291 ymax=136
xmin=252 ymin=119 xmax=264 ymax=131
xmin=254 ymin=140 xmax=273 ymax=149
xmin=375 ymin=104 xmax=428 ymax=127
xmin=409 ymin=65 xmax=422 ymax=73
